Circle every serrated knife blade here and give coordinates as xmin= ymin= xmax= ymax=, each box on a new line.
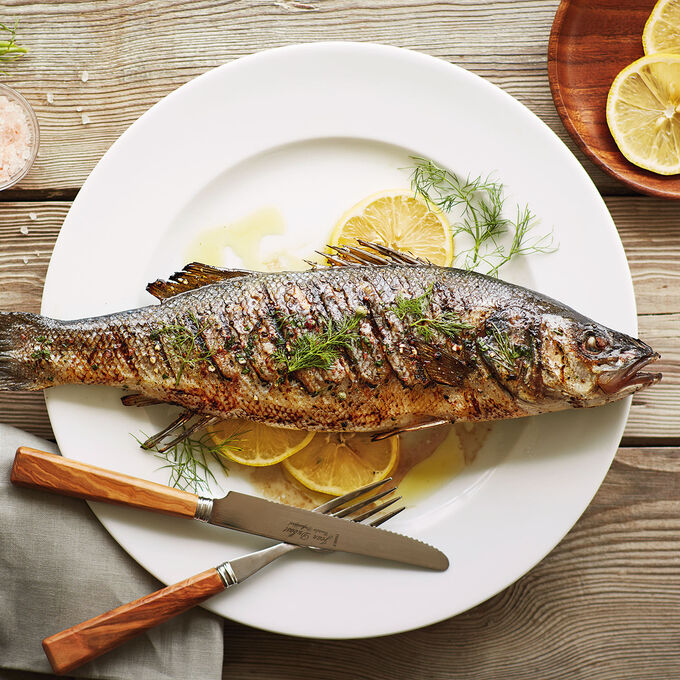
xmin=199 ymin=491 xmax=448 ymax=570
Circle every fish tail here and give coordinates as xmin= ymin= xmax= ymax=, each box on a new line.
xmin=0 ymin=311 xmax=54 ymax=390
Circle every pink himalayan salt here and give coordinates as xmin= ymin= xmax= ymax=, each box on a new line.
xmin=0 ymin=95 xmax=32 ymax=185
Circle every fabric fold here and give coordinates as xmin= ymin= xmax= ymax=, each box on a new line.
xmin=0 ymin=424 xmax=223 ymax=680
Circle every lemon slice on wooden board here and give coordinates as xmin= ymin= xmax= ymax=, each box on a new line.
xmin=643 ymin=0 xmax=680 ymax=55
xmin=330 ymin=191 xmax=453 ymax=266
xmin=606 ymin=53 xmax=680 ymax=175
xmin=282 ymin=431 xmax=399 ymax=496
xmin=207 ymin=419 xmax=315 ymax=466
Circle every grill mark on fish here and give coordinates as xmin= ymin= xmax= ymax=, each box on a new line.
xmin=198 ymin=294 xmax=247 ymax=394
xmin=260 ymin=279 xmax=289 ymax=371
xmin=390 ymin=270 xmax=433 ymax=385
xmin=306 ymin=276 xmax=354 ymax=380
xmin=361 ymin=272 xmax=422 ymax=387
xmin=263 ymin=277 xmax=327 ymax=394
xmin=224 ymin=282 xmax=275 ymax=384
xmin=335 ymin=280 xmax=386 ymax=386
xmin=296 ymin=275 xmax=352 ymax=387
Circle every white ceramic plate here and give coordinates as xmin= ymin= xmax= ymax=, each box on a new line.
xmin=42 ymin=43 xmax=635 ymax=638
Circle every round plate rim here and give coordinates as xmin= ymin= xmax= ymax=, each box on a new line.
xmin=42 ymin=41 xmax=635 ymax=638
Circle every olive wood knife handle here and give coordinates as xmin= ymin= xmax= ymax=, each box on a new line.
xmin=42 ymin=567 xmax=226 ymax=675
xmin=11 ymin=446 xmax=199 ymax=518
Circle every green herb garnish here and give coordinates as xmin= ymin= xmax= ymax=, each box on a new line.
xmin=151 ymin=313 xmax=215 ymax=385
xmin=275 ymin=312 xmax=363 ymax=374
xmin=31 ymin=335 xmax=52 ymax=361
xmin=478 ymin=322 xmax=532 ymax=373
xmin=0 ymin=21 xmax=27 ymax=64
xmin=409 ymin=157 xmax=556 ymax=276
xmin=136 ymin=429 xmax=243 ymax=495
xmin=393 ymin=285 xmax=469 ymax=341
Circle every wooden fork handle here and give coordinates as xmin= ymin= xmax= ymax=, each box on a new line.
xmin=11 ymin=446 xmax=199 ymax=518
xmin=42 ymin=567 xmax=226 ymax=675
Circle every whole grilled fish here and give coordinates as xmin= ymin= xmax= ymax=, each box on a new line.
xmin=0 ymin=243 xmax=661 ymax=438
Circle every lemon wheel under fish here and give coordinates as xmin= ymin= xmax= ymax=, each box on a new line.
xmin=207 ymin=419 xmax=314 ymax=466
xmin=330 ymin=191 xmax=453 ymax=266
xmin=282 ymin=432 xmax=399 ymax=496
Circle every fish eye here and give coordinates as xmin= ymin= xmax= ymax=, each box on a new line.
xmin=583 ymin=333 xmax=607 ymax=354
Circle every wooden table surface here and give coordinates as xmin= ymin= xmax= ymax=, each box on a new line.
xmin=1 ymin=1 xmax=678 ymax=678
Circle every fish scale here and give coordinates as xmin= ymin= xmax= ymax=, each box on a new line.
xmin=0 ymin=245 xmax=661 ymax=434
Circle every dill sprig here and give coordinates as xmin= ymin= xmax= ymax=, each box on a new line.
xmin=393 ymin=287 xmax=431 ymax=319
xmin=151 ymin=312 xmax=215 ymax=385
xmin=30 ymin=335 xmax=52 ymax=361
xmin=411 ymin=311 xmax=470 ymax=342
xmin=0 ymin=21 xmax=27 ymax=63
xmin=409 ymin=157 xmax=556 ymax=276
xmin=478 ymin=322 xmax=531 ymax=373
xmin=275 ymin=312 xmax=363 ymax=374
xmin=393 ymin=285 xmax=469 ymax=341
xmin=484 ymin=205 xmax=555 ymax=278
xmin=410 ymin=157 xmax=498 ymax=214
xmin=136 ymin=429 xmax=243 ymax=495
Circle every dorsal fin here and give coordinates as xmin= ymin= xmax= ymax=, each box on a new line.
xmin=315 ymin=240 xmax=431 ymax=268
xmin=147 ymin=262 xmax=253 ymax=300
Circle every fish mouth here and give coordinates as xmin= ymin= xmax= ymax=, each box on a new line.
xmin=598 ymin=353 xmax=662 ymax=394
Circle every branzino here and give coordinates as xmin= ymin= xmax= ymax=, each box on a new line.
xmin=0 ymin=243 xmax=661 ymax=434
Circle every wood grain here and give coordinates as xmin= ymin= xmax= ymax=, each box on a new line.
xmin=42 ymin=567 xmax=225 ymax=675
xmin=218 ymin=446 xmax=680 ymax=680
xmin=0 ymin=0 xmax=636 ymax=197
xmin=0 ymin=4 xmax=678 ymax=677
xmin=11 ymin=446 xmax=200 ymax=518
xmin=548 ymin=0 xmax=680 ymax=199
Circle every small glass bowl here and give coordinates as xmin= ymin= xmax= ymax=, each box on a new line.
xmin=0 ymin=83 xmax=40 ymax=191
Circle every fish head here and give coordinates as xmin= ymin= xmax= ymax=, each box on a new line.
xmin=475 ymin=306 xmax=661 ymax=409
xmin=537 ymin=311 xmax=662 ymax=407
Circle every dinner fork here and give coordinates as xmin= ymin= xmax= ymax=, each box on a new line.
xmin=42 ymin=477 xmax=403 ymax=675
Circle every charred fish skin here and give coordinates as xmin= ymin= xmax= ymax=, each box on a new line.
xmin=0 ymin=256 xmax=661 ymax=432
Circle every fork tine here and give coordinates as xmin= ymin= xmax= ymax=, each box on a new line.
xmin=313 ymin=477 xmax=393 ymax=514
xmin=331 ymin=486 xmax=397 ymax=518
xmin=351 ymin=496 xmax=401 ymax=523
xmin=369 ymin=505 xmax=406 ymax=527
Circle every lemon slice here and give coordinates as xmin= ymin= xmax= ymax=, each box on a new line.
xmin=330 ymin=191 xmax=453 ymax=266
xmin=207 ymin=419 xmax=314 ymax=466
xmin=282 ymin=432 xmax=399 ymax=496
xmin=643 ymin=0 xmax=680 ymax=55
xmin=606 ymin=53 xmax=680 ymax=175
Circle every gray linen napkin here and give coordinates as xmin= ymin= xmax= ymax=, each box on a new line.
xmin=0 ymin=424 xmax=224 ymax=680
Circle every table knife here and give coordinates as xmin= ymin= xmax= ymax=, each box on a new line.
xmin=11 ymin=447 xmax=448 ymax=571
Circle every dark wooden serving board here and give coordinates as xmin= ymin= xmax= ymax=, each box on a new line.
xmin=548 ymin=0 xmax=680 ymax=199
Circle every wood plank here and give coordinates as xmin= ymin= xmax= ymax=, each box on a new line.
xmin=0 ymin=199 xmax=677 ymax=440
xmin=607 ymin=197 xmax=680 ymax=315
xmin=2 ymin=0 xmax=630 ymax=196
xmin=217 ymin=447 xmax=680 ymax=680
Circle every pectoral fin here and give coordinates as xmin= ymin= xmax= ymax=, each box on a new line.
xmin=415 ymin=341 xmax=473 ymax=387
xmin=138 ymin=410 xmax=219 ymax=452
xmin=371 ymin=417 xmax=451 ymax=441
xmin=121 ymin=393 xmax=166 ymax=408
